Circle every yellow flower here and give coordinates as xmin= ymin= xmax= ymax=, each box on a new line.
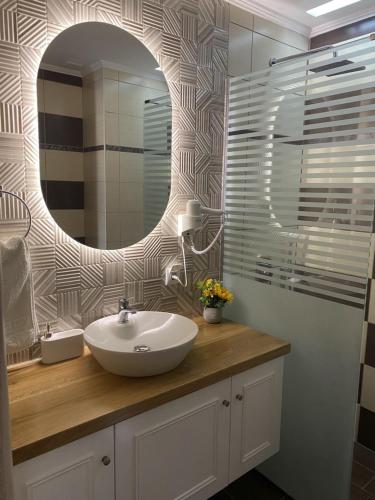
xmin=205 ymin=278 xmax=213 ymax=286
xmin=203 ymin=289 xmax=211 ymax=297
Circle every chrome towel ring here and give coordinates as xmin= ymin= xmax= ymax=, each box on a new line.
xmin=0 ymin=187 xmax=32 ymax=238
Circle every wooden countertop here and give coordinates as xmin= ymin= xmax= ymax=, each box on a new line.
xmin=8 ymin=317 xmax=290 ymax=465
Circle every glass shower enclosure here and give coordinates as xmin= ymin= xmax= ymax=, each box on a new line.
xmin=224 ymin=35 xmax=375 ymax=500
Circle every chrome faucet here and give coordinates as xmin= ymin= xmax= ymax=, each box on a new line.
xmin=118 ymin=298 xmax=137 ymax=324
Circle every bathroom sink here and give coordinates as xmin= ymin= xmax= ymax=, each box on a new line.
xmin=84 ymin=311 xmax=199 ymax=377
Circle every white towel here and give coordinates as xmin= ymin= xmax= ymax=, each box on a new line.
xmin=0 ymin=262 xmax=14 ymax=500
xmin=0 ymin=237 xmax=38 ymax=354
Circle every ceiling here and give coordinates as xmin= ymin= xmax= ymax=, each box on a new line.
xmin=41 ymin=22 xmax=165 ymax=80
xmin=229 ymin=0 xmax=375 ymax=37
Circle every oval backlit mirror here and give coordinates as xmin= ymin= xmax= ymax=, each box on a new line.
xmin=38 ymin=22 xmax=171 ymax=249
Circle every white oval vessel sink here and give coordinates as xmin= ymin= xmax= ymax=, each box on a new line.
xmin=84 ymin=311 xmax=199 ymax=377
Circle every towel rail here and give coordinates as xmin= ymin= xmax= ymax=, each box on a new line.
xmin=0 ymin=186 xmax=32 ymax=238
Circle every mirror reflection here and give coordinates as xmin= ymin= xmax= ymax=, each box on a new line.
xmin=38 ymin=22 xmax=171 ymax=249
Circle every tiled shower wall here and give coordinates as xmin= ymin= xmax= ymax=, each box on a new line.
xmin=1 ymin=0 xmax=229 ymax=363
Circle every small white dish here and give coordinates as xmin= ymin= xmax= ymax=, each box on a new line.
xmin=41 ymin=329 xmax=84 ymax=364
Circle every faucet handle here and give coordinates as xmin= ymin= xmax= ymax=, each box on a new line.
xmin=119 ymin=298 xmax=129 ymax=310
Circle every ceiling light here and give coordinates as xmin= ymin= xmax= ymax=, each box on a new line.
xmin=307 ymin=0 xmax=361 ymax=17
xmin=155 ymin=66 xmax=162 ymax=71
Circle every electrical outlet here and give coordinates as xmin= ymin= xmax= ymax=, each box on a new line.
xmin=165 ymin=264 xmax=181 ymax=286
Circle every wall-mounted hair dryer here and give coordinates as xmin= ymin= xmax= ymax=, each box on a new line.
xmin=177 ymin=200 xmax=225 ymax=256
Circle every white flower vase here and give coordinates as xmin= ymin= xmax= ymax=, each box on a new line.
xmin=203 ymin=307 xmax=223 ymax=324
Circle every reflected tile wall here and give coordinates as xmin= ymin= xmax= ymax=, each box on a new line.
xmin=2 ymin=0 xmax=229 ymax=363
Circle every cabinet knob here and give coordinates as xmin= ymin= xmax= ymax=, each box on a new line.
xmin=236 ymin=394 xmax=243 ymax=401
xmin=101 ymin=456 xmax=111 ymax=466
xmin=222 ymin=399 xmax=230 ymax=407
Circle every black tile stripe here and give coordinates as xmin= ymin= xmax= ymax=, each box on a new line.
xmin=365 ymin=323 xmax=375 ymax=368
xmin=311 ymin=17 xmax=375 ymax=49
xmin=358 ymin=363 xmax=364 ymax=404
xmin=41 ymin=180 xmax=84 ymax=210
xmin=358 ymin=407 xmax=375 ymax=452
xmin=83 ymin=145 xmax=104 ymax=152
xmin=40 ymin=143 xmax=83 ymax=152
xmin=106 ymin=144 xmax=144 ymax=154
xmin=38 ymin=69 xmax=83 ymax=87
xmin=39 ymin=112 xmax=83 ymax=149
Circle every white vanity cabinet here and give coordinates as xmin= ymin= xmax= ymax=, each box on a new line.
xmin=13 ymin=428 xmax=115 ymax=500
xmin=229 ymin=356 xmax=283 ymax=482
xmin=115 ymin=357 xmax=284 ymax=500
xmin=13 ymin=357 xmax=284 ymax=500
xmin=115 ymin=379 xmax=232 ymax=500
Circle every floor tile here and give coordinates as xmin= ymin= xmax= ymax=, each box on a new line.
xmin=355 ymin=445 xmax=375 ymax=475
xmin=209 ymin=490 xmax=232 ymax=500
xmin=226 ymin=470 xmax=286 ymax=500
xmin=351 ymin=484 xmax=371 ymax=500
xmin=364 ymin=478 xmax=375 ymax=497
xmin=352 ymin=461 xmax=375 ymax=488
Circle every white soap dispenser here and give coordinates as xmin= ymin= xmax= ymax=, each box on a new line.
xmin=41 ymin=323 xmax=84 ymax=364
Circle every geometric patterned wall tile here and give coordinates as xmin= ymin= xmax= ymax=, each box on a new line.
xmin=163 ymin=32 xmax=180 ymax=59
xmin=55 ymin=313 xmax=82 ymax=331
xmin=0 ymin=103 xmax=22 ymax=134
xmin=17 ymin=14 xmax=47 ymax=49
xmin=35 ymin=294 xmax=58 ymax=322
xmin=56 ymin=243 xmax=80 ymax=268
xmin=121 ymin=0 xmax=142 ymax=23
xmin=73 ymin=1 xmax=97 ymax=23
xmin=143 ymin=1 xmax=163 ymax=30
xmin=163 ymin=6 xmax=181 ymax=36
xmin=80 ymin=244 xmax=102 ymax=265
xmin=143 ymin=25 xmax=162 ymax=55
xmin=0 ymin=72 xmax=21 ymax=104
xmin=102 ymin=248 xmax=124 ymax=263
xmin=47 ymin=0 xmax=74 ymax=27
xmin=144 ymin=257 xmax=161 ymax=279
xmin=18 ymin=0 xmax=47 ymax=19
xmin=57 ymin=290 xmax=81 ymax=316
xmin=0 ymin=132 xmax=23 ymax=162
xmin=0 ymin=161 xmax=25 ymax=190
xmin=56 ymin=266 xmax=81 ymax=292
xmin=4 ymin=0 xmax=228 ymax=363
xmin=124 ymin=258 xmax=144 ymax=281
xmin=20 ymin=46 xmax=42 ymax=78
xmin=181 ymin=11 xmax=197 ymax=42
xmin=104 ymin=261 xmax=123 ymax=285
xmin=103 ymin=283 xmax=125 ymax=315
xmin=214 ymin=1 xmax=229 ymax=30
xmin=124 ymin=280 xmax=143 ymax=304
xmin=0 ymin=9 xmax=17 ymax=43
xmin=199 ymin=0 xmax=215 ymax=25
xmin=0 ymin=41 xmax=19 ymax=74
xmin=97 ymin=9 xmax=121 ymax=27
xmin=33 ymin=268 xmax=56 ymax=296
xmin=97 ymin=0 xmax=121 ymax=17
xmin=143 ymin=277 xmax=161 ymax=300
xmin=81 ymin=286 xmax=104 ymax=314
xmin=29 ymin=244 xmax=55 ymax=270
xmin=81 ymin=264 xmax=104 ymax=289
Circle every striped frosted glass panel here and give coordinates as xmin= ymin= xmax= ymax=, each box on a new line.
xmin=225 ymin=36 xmax=375 ymax=307
xmin=143 ymin=94 xmax=171 ymax=234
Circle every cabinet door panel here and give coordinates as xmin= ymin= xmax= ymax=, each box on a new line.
xmin=230 ymin=357 xmax=284 ymax=482
xmin=116 ymin=379 xmax=231 ymax=500
xmin=13 ymin=428 xmax=114 ymax=500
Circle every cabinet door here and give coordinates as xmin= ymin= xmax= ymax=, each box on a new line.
xmin=229 ymin=357 xmax=284 ymax=482
xmin=13 ymin=428 xmax=114 ymax=500
xmin=116 ymin=379 xmax=231 ymax=500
